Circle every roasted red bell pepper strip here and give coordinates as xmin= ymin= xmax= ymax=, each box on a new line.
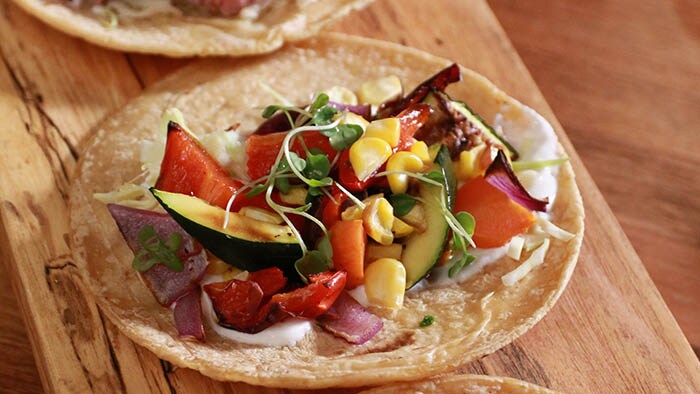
xmin=394 ymin=103 xmax=432 ymax=152
xmin=247 ymin=267 xmax=287 ymax=298
xmin=156 ymin=122 xmax=244 ymax=210
xmin=204 ymin=279 xmax=265 ymax=330
xmin=205 ymin=269 xmax=347 ymax=333
xmin=320 ymin=185 xmax=349 ymax=228
xmin=268 ymin=270 xmax=347 ymax=319
xmin=377 ymin=63 xmax=461 ymax=118
xmin=246 ymin=131 xmax=336 ymax=180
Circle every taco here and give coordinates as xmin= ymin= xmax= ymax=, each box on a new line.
xmin=70 ymin=33 xmax=584 ymax=388
xmin=358 ymin=374 xmax=558 ymax=394
xmin=10 ymin=0 xmax=373 ymax=56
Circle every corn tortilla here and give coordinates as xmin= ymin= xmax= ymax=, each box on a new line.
xmin=11 ymin=0 xmax=373 ymax=56
xmin=69 ymin=33 xmax=584 ymax=388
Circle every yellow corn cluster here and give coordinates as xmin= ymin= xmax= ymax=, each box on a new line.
xmin=336 ymin=111 xmax=370 ymax=131
xmin=409 ymin=141 xmax=431 ymax=164
xmin=456 ymin=144 xmax=492 ymax=181
xmin=391 ymin=217 xmax=415 ymax=238
xmin=364 ymin=258 xmax=406 ymax=308
xmin=386 ymin=151 xmax=424 ymax=194
xmin=365 ymin=117 xmax=401 ymax=147
xmin=323 ymin=85 xmax=358 ymax=105
xmin=363 ymin=197 xmax=395 ymax=245
xmin=349 ymin=137 xmax=392 ymax=181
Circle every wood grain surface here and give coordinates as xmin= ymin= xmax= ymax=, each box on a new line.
xmin=488 ymin=0 xmax=700 ymax=355
xmin=0 ymin=0 xmax=698 ymax=393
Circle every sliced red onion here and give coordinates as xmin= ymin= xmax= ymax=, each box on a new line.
xmin=485 ymin=150 xmax=549 ymax=212
xmin=107 ymin=204 xmax=207 ymax=306
xmin=173 ymin=289 xmax=205 ymax=341
xmin=327 ymin=102 xmax=372 ymax=121
xmin=317 ymin=293 xmax=383 ymax=345
xmin=253 ymin=111 xmax=301 ymax=135
xmin=378 ymin=63 xmax=462 ymax=118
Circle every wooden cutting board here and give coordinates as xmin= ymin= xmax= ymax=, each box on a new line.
xmin=0 ymin=0 xmax=698 ymax=392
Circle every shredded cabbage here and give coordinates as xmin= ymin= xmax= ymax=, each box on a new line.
xmin=502 ymin=238 xmax=550 ymax=286
xmin=536 ymin=214 xmax=575 ymax=241
xmin=506 ymin=236 xmax=525 ymax=260
xmin=94 ymin=183 xmax=158 ymax=210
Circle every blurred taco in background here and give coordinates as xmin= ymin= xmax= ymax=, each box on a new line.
xmin=11 ymin=0 xmax=373 ymax=56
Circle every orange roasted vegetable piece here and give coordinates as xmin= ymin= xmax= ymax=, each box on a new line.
xmin=455 ymin=176 xmax=534 ymax=248
xmin=330 ymin=220 xmax=366 ymax=289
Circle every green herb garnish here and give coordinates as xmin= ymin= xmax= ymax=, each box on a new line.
xmin=419 ymin=315 xmax=435 ymax=327
xmin=132 ymin=225 xmax=184 ymax=272
xmin=294 ymin=234 xmax=333 ymax=282
xmin=388 ymin=193 xmax=416 ymax=217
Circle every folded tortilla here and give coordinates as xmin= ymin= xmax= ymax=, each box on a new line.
xmin=11 ymin=0 xmax=373 ymax=56
xmin=69 ymin=33 xmax=584 ymax=388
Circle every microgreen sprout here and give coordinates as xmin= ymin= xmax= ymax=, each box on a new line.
xmin=132 ymin=226 xmax=183 ymax=272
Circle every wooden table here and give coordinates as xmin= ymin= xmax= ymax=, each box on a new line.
xmin=0 ymin=0 xmax=698 ymax=393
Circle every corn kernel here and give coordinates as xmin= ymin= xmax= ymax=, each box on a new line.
xmin=365 ymin=243 xmax=403 ymax=261
xmin=239 ymin=206 xmax=283 ymax=224
xmin=349 ymin=137 xmax=392 ymax=181
xmin=410 ymin=141 xmax=431 ymax=164
xmin=358 ymin=76 xmax=403 ymax=106
xmin=392 ymin=217 xmax=415 ymax=238
xmin=335 ymin=111 xmax=370 ymax=131
xmin=386 ymin=151 xmax=424 ymax=194
xmin=456 ymin=144 xmax=488 ymax=181
xmin=341 ymin=204 xmax=363 ymax=221
xmin=364 ymin=117 xmax=401 ymax=147
xmin=364 ymin=258 xmax=406 ymax=308
xmin=278 ymin=186 xmax=307 ymax=206
xmin=322 ymin=86 xmax=358 ymax=105
xmin=363 ymin=197 xmax=394 ymax=245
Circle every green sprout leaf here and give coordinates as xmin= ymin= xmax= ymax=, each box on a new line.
xmin=294 ymin=250 xmax=331 ymax=283
xmin=312 ymin=106 xmax=339 ymax=126
xmin=448 ymin=253 xmax=476 ymax=278
xmin=388 ymin=193 xmax=416 ymax=217
xmin=419 ymin=315 xmax=435 ymax=327
xmin=246 ymin=184 xmax=268 ymax=197
xmin=286 ymin=151 xmax=307 ymax=172
xmin=132 ymin=225 xmax=184 ymax=273
xmin=317 ymin=234 xmax=333 ymax=263
xmin=310 ymin=93 xmax=330 ymax=111
xmin=455 ymin=211 xmax=475 ymax=236
xmin=306 ymin=177 xmax=333 ymax=188
xmin=423 ymin=170 xmax=445 ymax=183
xmin=292 ymin=203 xmax=313 ymax=213
xmin=303 ymin=152 xmax=331 ymax=180
xmin=328 ymin=124 xmax=363 ymax=151
xmin=262 ymin=105 xmax=282 ymax=119
xmin=274 ymin=177 xmax=291 ymax=194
